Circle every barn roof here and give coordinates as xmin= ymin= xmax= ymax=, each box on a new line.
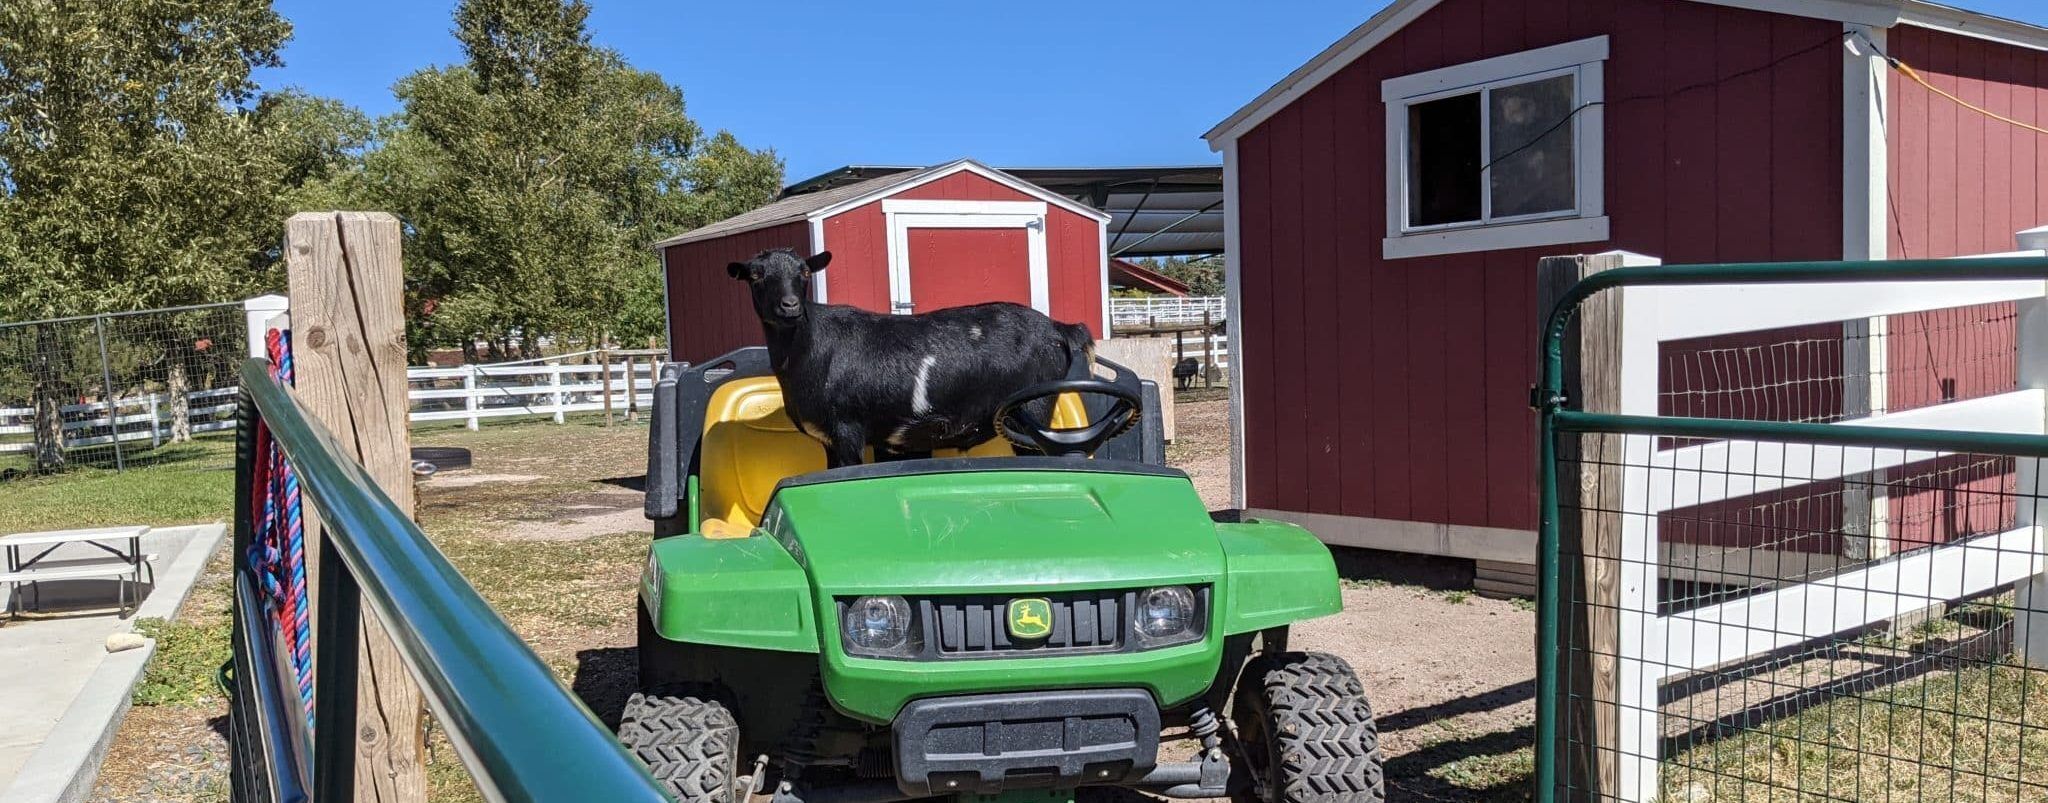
xmin=650 ymin=165 xmax=944 ymax=247
xmin=1203 ymin=0 xmax=2048 ymax=147
xmin=653 ymin=159 xmax=1112 ymax=249
xmin=779 ymin=163 xmax=1226 ymax=258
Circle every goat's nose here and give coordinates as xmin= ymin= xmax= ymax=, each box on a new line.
xmin=779 ymin=296 xmax=800 ymax=310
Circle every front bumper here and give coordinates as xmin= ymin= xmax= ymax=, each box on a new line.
xmin=892 ymin=689 xmax=1160 ymax=796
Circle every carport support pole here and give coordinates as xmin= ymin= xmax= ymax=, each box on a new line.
xmin=95 ymin=314 xmax=124 ymax=471
xmin=285 ymin=211 xmax=428 ymax=802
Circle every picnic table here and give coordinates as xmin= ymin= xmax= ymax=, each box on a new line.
xmin=1 ymin=525 xmax=155 ymax=618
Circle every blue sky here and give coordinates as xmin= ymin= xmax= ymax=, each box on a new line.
xmin=262 ymin=0 xmax=2048 ymax=184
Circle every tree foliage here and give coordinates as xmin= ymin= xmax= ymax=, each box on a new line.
xmin=1136 ymin=255 xmax=1225 ymax=296
xmin=367 ymin=0 xmax=783 ymax=359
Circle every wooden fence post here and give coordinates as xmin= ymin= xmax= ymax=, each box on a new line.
xmin=1537 ymin=253 xmax=1628 ymax=803
xmin=285 ymin=211 xmax=428 ymax=803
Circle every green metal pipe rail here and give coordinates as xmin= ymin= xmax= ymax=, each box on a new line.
xmin=229 ymin=358 xmax=672 ymax=802
xmin=1531 ymin=256 xmax=2048 ymax=801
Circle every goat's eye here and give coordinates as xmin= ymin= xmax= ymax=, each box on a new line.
xmin=750 ymin=270 xmax=763 ymax=281
xmin=801 ymin=268 xmax=811 ymax=278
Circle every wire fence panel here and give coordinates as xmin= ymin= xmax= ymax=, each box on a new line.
xmin=0 ymin=302 xmax=247 ymax=477
xmin=1552 ymin=432 xmax=2047 ymax=803
xmin=1533 ymin=251 xmax=2048 ymax=803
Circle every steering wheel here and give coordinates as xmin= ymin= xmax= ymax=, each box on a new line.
xmin=995 ymin=379 xmax=1143 ymax=458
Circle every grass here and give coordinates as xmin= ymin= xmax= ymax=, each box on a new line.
xmin=1663 ymin=662 xmax=2048 ymax=802
xmin=88 ymin=416 xmax=652 ymax=802
xmin=131 ymin=616 xmax=232 ymax=706
xmin=0 ymin=437 xmax=235 ymax=531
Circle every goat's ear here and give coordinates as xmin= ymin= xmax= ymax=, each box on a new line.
xmin=804 ymin=251 xmax=832 ymax=273
xmin=727 ymin=262 xmax=749 ymax=280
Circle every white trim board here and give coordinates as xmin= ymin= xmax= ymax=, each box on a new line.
xmin=882 ymin=199 xmax=1051 ymax=315
xmin=811 ymin=159 xmax=1108 ymax=225
xmin=808 ymin=217 xmax=829 ymax=303
xmin=1222 ymin=140 xmax=1248 ymax=509
xmin=1380 ymin=38 xmax=1608 ymax=260
xmin=1203 ymin=0 xmax=2048 ymax=149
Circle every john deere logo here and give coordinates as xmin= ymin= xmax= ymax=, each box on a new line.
xmin=1007 ymin=598 xmax=1053 ymax=640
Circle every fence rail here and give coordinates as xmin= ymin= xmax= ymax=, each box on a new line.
xmin=232 ymin=358 xmax=670 ymax=801
xmin=1534 ymin=252 xmax=2048 ymax=803
xmin=3 ymin=358 xmax=666 ymax=458
xmin=1109 ymin=295 xmax=1225 ymax=327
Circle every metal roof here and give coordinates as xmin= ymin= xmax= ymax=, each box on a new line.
xmin=780 ymin=163 xmax=1225 ymax=258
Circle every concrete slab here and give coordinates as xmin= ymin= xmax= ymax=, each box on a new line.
xmin=0 ymin=523 xmax=226 ymax=803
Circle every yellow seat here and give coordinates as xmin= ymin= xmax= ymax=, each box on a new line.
xmin=695 ymin=376 xmax=1088 ymax=533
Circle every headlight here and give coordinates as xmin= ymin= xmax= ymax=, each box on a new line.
xmin=1136 ymin=585 xmax=1198 ymax=644
xmin=843 ymin=595 xmax=919 ymax=656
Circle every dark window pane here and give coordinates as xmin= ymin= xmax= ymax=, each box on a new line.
xmin=1406 ymin=92 xmax=1482 ymax=227
xmin=1488 ymin=74 xmax=1576 ymax=218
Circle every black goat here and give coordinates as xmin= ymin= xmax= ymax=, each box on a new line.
xmin=728 ymin=249 xmax=1093 ymax=468
xmin=1173 ymin=357 xmax=1200 ymax=390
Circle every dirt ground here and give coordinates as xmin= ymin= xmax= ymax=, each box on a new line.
xmin=90 ymin=396 xmax=1538 ymax=801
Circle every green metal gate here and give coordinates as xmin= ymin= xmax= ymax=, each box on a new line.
xmin=1533 ymin=256 xmax=2048 ymax=802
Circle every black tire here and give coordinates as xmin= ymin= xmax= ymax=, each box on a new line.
xmin=410 ymin=446 xmax=471 ymax=472
xmin=1230 ymin=652 xmax=1385 ymax=803
xmin=619 ymin=686 xmax=742 ymax=803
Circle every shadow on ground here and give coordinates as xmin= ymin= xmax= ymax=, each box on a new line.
xmin=571 ymin=646 xmax=639 ymax=730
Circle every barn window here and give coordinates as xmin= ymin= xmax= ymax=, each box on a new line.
xmin=1382 ymin=36 xmax=1609 ymax=259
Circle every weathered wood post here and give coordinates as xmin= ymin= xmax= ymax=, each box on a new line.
xmin=285 ymin=211 xmax=428 ymax=802
xmin=1537 ymin=252 xmax=1630 ymax=802
xmin=1202 ymin=309 xmax=1215 ymax=388
xmin=625 ymin=353 xmax=639 ymax=422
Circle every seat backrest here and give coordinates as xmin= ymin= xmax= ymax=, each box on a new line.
xmin=695 ymin=377 xmax=1085 ymax=530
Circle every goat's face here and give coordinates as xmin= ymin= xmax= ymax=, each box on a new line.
xmin=729 ymin=249 xmax=831 ymax=326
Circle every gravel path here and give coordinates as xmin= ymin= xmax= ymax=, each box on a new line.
xmin=1169 ymin=388 xmax=1538 ymax=800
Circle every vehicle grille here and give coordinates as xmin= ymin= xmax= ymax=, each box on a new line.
xmin=925 ymin=590 xmax=1129 ymax=656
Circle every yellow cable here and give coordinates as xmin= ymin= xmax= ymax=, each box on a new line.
xmin=1892 ymin=59 xmax=2048 ymax=137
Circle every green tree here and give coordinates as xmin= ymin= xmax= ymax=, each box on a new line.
xmin=371 ymin=0 xmax=782 ymax=361
xmin=1136 ymin=256 xmax=1225 ymax=296
xmin=0 ymin=1 xmax=362 ymax=469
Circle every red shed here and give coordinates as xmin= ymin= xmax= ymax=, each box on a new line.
xmin=1204 ymin=0 xmax=2048 ymax=580
xmin=654 ymin=159 xmax=1112 ymax=364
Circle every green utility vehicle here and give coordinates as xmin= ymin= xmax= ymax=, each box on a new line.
xmin=631 ymin=348 xmax=1382 ymax=803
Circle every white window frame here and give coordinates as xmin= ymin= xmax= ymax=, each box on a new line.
xmin=882 ymin=199 xmax=1050 ymax=314
xmin=1381 ymin=35 xmax=1609 ymax=260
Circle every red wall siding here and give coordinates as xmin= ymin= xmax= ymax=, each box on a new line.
xmin=1235 ymin=0 xmax=1844 ymax=530
xmin=1881 ymin=27 xmax=2047 ymax=551
xmin=661 ymin=222 xmax=809 ymax=364
xmin=819 ymin=171 xmax=1105 ymax=335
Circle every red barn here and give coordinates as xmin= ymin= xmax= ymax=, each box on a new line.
xmin=1204 ymin=0 xmax=2048 ymax=582
xmin=655 ymin=159 xmax=1111 ymax=364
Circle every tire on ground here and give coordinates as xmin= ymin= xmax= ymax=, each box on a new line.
xmin=618 ymin=686 xmax=741 ymax=803
xmin=1232 ymin=651 xmax=1385 ymax=803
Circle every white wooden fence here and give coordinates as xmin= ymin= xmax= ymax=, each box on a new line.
xmin=0 ymin=388 xmax=239 ymax=454
xmin=407 ymin=355 xmax=662 ymax=430
xmin=1 ymin=356 xmax=665 ymax=454
xmin=1594 ymin=228 xmax=2048 ymax=802
xmin=1110 ymin=295 xmax=1225 ymax=327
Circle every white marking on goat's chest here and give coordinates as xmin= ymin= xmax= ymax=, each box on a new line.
xmin=910 ymin=354 xmax=938 ymax=416
xmin=800 ymin=422 xmax=832 ymax=446
xmin=969 ymin=325 xmax=982 ymax=340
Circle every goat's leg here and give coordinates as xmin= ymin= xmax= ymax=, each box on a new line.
xmin=825 ymin=423 xmax=867 ymax=468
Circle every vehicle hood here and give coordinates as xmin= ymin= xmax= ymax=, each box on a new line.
xmin=770 ymin=469 xmax=1223 ymax=594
